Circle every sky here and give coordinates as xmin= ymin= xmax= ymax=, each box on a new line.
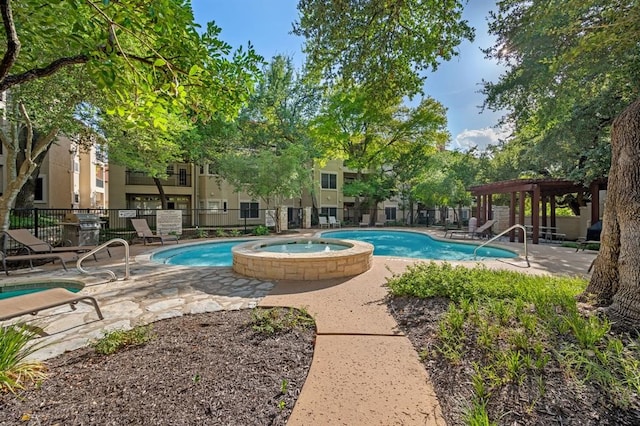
xmin=191 ymin=0 xmax=507 ymax=152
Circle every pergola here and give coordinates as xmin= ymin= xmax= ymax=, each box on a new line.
xmin=468 ymin=178 xmax=607 ymax=244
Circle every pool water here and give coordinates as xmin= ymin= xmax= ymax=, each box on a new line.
xmin=152 ymin=240 xmax=254 ymax=266
xmin=321 ymin=230 xmax=516 ymax=260
xmin=256 ymin=241 xmax=349 ymax=253
xmin=0 ymin=280 xmax=84 ymax=300
xmin=151 ymin=230 xmax=516 ymax=267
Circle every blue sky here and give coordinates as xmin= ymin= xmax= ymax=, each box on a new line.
xmin=191 ymin=1 xmax=506 ymax=151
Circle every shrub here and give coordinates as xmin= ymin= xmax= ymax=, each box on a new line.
xmin=253 ymin=225 xmax=270 ymax=236
xmin=0 ymin=324 xmax=46 ymax=393
xmin=92 ymin=325 xmax=155 ymax=355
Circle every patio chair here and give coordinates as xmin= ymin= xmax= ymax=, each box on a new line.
xmin=319 ymin=216 xmax=330 ymax=228
xmin=446 ymin=219 xmax=496 ymax=239
xmin=131 ymin=219 xmax=179 ymax=245
xmin=374 ymin=215 xmax=386 ymax=227
xmin=4 ymin=229 xmax=107 ymax=260
xmin=0 ymin=287 xmax=103 ymax=321
xmin=359 ymin=214 xmax=371 ymax=227
xmin=328 ymin=216 xmax=341 ymax=228
xmin=0 ymin=250 xmax=77 ymax=275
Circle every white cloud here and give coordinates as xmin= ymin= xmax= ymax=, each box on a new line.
xmin=449 ymin=126 xmax=511 ymax=152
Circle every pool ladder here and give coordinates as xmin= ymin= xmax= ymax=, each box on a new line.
xmin=473 ymin=224 xmax=530 ymax=267
xmin=76 ymin=238 xmax=131 ymax=281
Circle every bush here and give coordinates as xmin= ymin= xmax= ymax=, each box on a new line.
xmin=92 ymin=325 xmax=155 ymax=355
xmin=0 ymin=324 xmax=46 ymax=393
xmin=253 ymin=225 xmax=270 ymax=236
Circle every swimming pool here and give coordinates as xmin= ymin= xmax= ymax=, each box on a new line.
xmin=0 ymin=279 xmax=85 ymax=300
xmin=152 ymin=240 xmax=254 ymax=266
xmin=151 ymin=230 xmax=516 ymax=267
xmin=320 ymin=229 xmax=516 ymax=260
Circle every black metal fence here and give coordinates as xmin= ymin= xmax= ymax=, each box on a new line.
xmin=6 ymin=207 xmax=307 ymax=249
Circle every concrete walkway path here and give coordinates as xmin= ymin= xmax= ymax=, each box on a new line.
xmin=260 ymin=258 xmax=447 ymax=425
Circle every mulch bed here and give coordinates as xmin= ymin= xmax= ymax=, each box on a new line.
xmin=387 ymin=296 xmax=640 ymax=425
xmin=1 ymin=309 xmax=314 ymax=425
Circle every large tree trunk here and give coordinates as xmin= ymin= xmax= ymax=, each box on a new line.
xmin=585 ymin=98 xmax=640 ymax=331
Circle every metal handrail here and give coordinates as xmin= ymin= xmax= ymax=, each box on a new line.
xmin=473 ymin=224 xmax=529 ymax=267
xmin=76 ymin=238 xmax=130 ymax=281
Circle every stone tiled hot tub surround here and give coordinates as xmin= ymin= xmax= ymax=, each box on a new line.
xmin=232 ymin=238 xmax=374 ymax=280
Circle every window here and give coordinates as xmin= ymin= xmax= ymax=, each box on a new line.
xmin=179 ymin=168 xmax=188 ymax=186
xmin=321 ymin=173 xmax=337 ymax=189
xmin=240 ymin=202 xmax=259 ymax=219
xmin=385 ymin=207 xmax=397 ymax=221
xmin=34 ymin=176 xmax=45 ymax=202
xmin=320 ymin=207 xmax=337 ymax=218
xmin=202 ymin=200 xmax=228 ymax=213
xmin=166 ymin=165 xmax=174 ymax=175
xmin=208 ymin=163 xmax=217 ymax=175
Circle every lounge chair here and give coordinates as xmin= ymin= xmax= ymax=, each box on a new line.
xmin=328 ymin=216 xmax=341 ymax=228
xmin=0 ymin=287 xmax=103 ymax=321
xmin=0 ymin=250 xmax=77 ymax=275
xmin=374 ymin=215 xmax=386 ymax=227
xmin=359 ymin=214 xmax=370 ymax=227
xmin=131 ymin=219 xmax=179 ymax=245
xmin=4 ymin=229 xmax=107 ymax=259
xmin=318 ymin=216 xmax=330 ymax=228
xmin=447 ymin=219 xmax=496 ymax=239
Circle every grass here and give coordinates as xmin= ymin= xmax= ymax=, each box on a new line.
xmin=0 ymin=324 xmax=47 ymax=393
xmin=387 ymin=262 xmax=640 ymax=421
xmin=250 ymin=307 xmax=315 ymax=334
xmin=91 ymin=325 xmax=155 ymax=355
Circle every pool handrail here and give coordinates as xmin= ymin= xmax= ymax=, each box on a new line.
xmin=473 ymin=224 xmax=529 ymax=267
xmin=77 ymin=238 xmax=130 ymax=281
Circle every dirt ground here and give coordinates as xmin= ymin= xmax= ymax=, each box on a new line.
xmin=0 ymin=309 xmax=314 ymax=426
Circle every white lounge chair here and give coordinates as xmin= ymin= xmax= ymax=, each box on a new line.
xmin=359 ymin=214 xmax=370 ymax=227
xmin=329 ymin=216 xmax=341 ymax=228
xmin=318 ymin=216 xmax=330 ymax=228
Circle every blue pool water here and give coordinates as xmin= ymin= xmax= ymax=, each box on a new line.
xmin=321 ymin=230 xmax=516 ymax=260
xmin=0 ymin=280 xmax=84 ymax=300
xmin=151 ymin=230 xmax=516 ymax=267
xmin=152 ymin=240 xmax=254 ymax=266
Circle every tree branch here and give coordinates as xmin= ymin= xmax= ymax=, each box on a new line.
xmin=0 ymin=54 xmax=88 ymax=92
xmin=0 ymin=0 xmax=21 ymax=82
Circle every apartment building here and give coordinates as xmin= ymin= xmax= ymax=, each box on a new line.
xmin=0 ymin=134 xmax=108 ymax=210
xmin=107 ymin=158 xmax=408 ymax=227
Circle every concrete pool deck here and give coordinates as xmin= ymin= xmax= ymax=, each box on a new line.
xmin=0 ymin=229 xmax=598 ymax=424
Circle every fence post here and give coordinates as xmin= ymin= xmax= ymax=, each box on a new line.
xmin=33 ymin=208 xmax=39 ymax=237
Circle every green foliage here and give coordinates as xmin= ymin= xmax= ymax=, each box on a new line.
xmin=252 ymin=225 xmax=270 ymax=236
xmin=482 ymin=0 xmax=639 ymax=182
xmin=250 ymin=308 xmax=315 ymax=335
xmin=214 ymin=229 xmax=226 ymax=238
xmin=228 ymin=229 xmax=242 ymax=237
xmin=196 ymin=228 xmax=210 ymax=238
xmin=92 ymin=325 xmax=154 ymax=355
xmin=0 ymin=324 xmax=46 ymax=393
xmin=386 ymin=261 xmax=585 ymax=304
xmin=295 ymin=0 xmax=474 ymax=102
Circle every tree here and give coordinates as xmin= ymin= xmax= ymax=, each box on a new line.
xmin=312 ymin=88 xmax=448 ymax=224
xmin=217 ymin=56 xmax=322 ymax=232
xmin=482 ymin=0 xmax=638 ymax=184
xmin=414 ymin=150 xmax=480 ymax=226
xmin=482 ymin=0 xmax=640 ymax=330
xmin=0 ymin=0 xmax=260 ymax=229
xmin=294 ymin=0 xmax=474 ymax=102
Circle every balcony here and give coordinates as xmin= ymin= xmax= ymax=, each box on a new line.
xmin=126 ymin=171 xmax=192 ymax=187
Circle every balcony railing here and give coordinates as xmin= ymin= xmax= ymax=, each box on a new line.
xmin=125 ymin=171 xmax=192 ymax=187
